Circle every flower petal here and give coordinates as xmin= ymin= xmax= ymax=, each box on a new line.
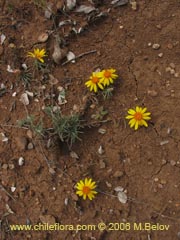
xmin=135 ymin=121 xmax=139 ymax=130
xmin=126 ymin=115 xmax=134 ymax=119
xmin=128 ymin=109 xmax=136 ymax=115
xmin=136 ymin=106 xmax=140 ymax=112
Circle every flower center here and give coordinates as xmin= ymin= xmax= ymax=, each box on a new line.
xmin=35 ymin=53 xmax=41 ymax=59
xmin=104 ymin=70 xmax=111 ymax=78
xmin=134 ymin=112 xmax=143 ymax=121
xmin=82 ymin=186 xmax=90 ymax=194
xmin=92 ymin=76 xmax=99 ymax=83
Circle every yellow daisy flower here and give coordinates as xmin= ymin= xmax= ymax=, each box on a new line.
xmin=85 ymin=72 xmax=104 ymax=93
xmin=125 ymin=106 xmax=151 ymax=130
xmin=76 ymin=178 xmax=97 ymax=200
xmin=27 ymin=48 xmax=47 ymax=63
xmin=98 ymin=68 xmax=118 ymax=86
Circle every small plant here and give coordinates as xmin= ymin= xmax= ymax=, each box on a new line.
xmin=125 ymin=106 xmax=151 ymax=130
xmin=101 ymin=86 xmax=114 ymax=99
xmin=45 ymin=107 xmax=83 ymax=146
xmin=75 ymin=178 xmax=97 ymax=200
xmin=18 ymin=115 xmax=44 ymax=136
xmin=19 ymin=67 xmax=32 ymax=87
xmin=91 ymin=106 xmax=108 ymax=121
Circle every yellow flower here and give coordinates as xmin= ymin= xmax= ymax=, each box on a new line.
xmin=76 ymin=178 xmax=97 ymax=200
xmin=27 ymin=48 xmax=47 ymax=63
xmin=85 ymin=72 xmax=104 ymax=93
xmin=126 ymin=106 xmax=151 ymax=130
xmin=98 ymin=68 xmax=118 ymax=86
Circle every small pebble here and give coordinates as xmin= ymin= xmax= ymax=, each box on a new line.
xmin=156 ymin=24 xmax=162 ymax=29
xmin=170 ymin=160 xmax=176 ymax=166
xmin=165 ymin=67 xmax=171 ymax=72
xmin=27 ymin=130 xmax=33 ymax=139
xmin=2 ymin=163 xmax=8 ymax=170
xmin=158 ymin=183 xmax=163 ymax=189
xmin=38 ymin=33 xmax=48 ymax=43
xmin=71 ymin=193 xmax=78 ymax=201
xmin=174 ymin=73 xmax=179 ymax=78
xmin=18 ymin=157 xmax=24 ymax=166
xmin=99 ymin=159 xmax=106 ymax=169
xmin=8 ymin=43 xmax=16 ymax=48
xmin=154 ymin=178 xmax=159 ymax=182
xmin=98 ymin=128 xmax=106 ymax=134
xmin=64 ymin=198 xmax=68 ymax=206
xmin=160 ymin=179 xmax=167 ymax=185
xmin=147 ymin=89 xmax=158 ymax=97
xmin=169 ymin=63 xmax=175 ymax=69
xmin=158 ymin=53 xmax=163 ymax=58
xmin=98 ymin=145 xmax=104 ymax=155
xmin=152 ymin=43 xmax=161 ymax=50
xmin=15 ymin=136 xmax=28 ymax=150
xmin=114 ymin=186 xmax=124 ymax=192
xmin=167 ymin=128 xmax=171 ymax=134
xmin=106 ymin=181 xmax=112 ymax=188
xmin=143 ymin=56 xmax=148 ymax=60
xmin=113 ymin=170 xmax=124 ymax=178
xmin=130 ymin=0 xmax=137 ymax=11
xmin=11 ymin=186 xmax=16 ymax=192
xmin=160 ymin=140 xmax=169 ymax=146
xmin=162 ymin=159 xmax=167 ymax=165
xmin=27 ymin=142 xmax=34 ymax=150
xmin=90 ymin=104 xmax=96 ymax=109
xmin=9 ymin=164 xmax=15 ymax=170
xmin=167 ymin=43 xmax=173 ymax=49
xmin=170 ymin=69 xmax=175 ymax=75
xmin=148 ymin=42 xmax=152 ymax=47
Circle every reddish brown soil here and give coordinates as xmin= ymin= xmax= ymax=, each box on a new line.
xmin=0 ymin=0 xmax=180 ymax=239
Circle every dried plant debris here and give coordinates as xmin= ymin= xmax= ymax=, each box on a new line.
xmin=98 ymin=145 xmax=104 ymax=155
xmin=0 ymin=88 xmax=6 ymax=97
xmin=52 ymin=36 xmax=68 ymax=64
xmin=59 ymin=20 xmax=75 ymax=27
xmin=45 ymin=3 xmax=53 ymax=19
xmin=0 ymin=33 xmax=6 ymax=45
xmin=58 ymin=86 xmax=67 ymax=105
xmin=7 ymin=65 xmax=20 ymax=73
xmin=87 ymin=11 xmax=108 ymax=24
xmin=70 ymin=151 xmax=79 ymax=159
xmin=75 ymin=5 xmax=96 ymax=14
xmin=0 ymin=133 xmax=8 ymax=142
xmin=111 ymin=0 xmax=129 ymax=7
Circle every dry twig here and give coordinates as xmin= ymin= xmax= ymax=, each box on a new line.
xmin=62 ymin=50 xmax=97 ymax=66
xmin=0 ymin=184 xmax=16 ymax=201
